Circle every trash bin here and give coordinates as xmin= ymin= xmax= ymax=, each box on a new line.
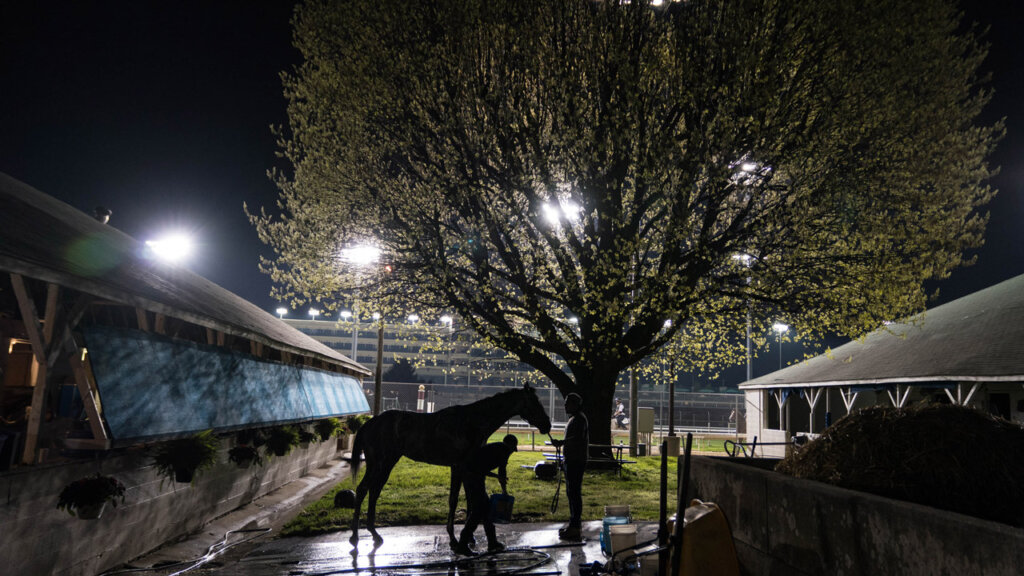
xmin=637 ymin=443 xmax=647 ymax=457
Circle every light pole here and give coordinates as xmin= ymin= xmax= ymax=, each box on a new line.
xmin=440 ymin=315 xmax=453 ymax=387
xmin=373 ymin=311 xmax=384 ymax=416
xmin=732 ymin=253 xmax=753 ymax=381
xmin=340 ymin=242 xmax=382 ymax=411
xmin=772 ymin=322 xmax=789 ymax=370
xmin=341 ymin=309 xmax=357 ymax=360
xmin=276 ymin=307 xmax=287 ymax=319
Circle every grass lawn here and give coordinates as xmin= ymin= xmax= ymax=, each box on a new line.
xmin=282 ymin=451 xmax=682 ymax=537
xmin=482 ymin=430 xmax=732 ymax=454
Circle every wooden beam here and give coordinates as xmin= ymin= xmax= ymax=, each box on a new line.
xmin=10 ymin=274 xmax=45 ymax=364
xmin=64 ymin=294 xmax=94 ymax=330
xmin=154 ymin=313 xmax=166 ymax=335
xmin=10 ymin=274 xmax=48 ymax=464
xmin=282 ymin=351 xmax=293 ymax=364
xmin=42 ymin=283 xmax=59 ymax=345
xmin=68 ymin=351 xmax=108 ymax=443
xmin=216 ymin=331 xmax=226 ymax=347
xmin=206 ymin=327 xmax=215 ymax=345
xmin=22 ymin=359 xmax=46 ymax=464
xmin=136 ymin=308 xmax=150 ymax=332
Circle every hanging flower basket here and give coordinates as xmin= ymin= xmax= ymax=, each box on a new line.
xmin=315 ymin=418 xmax=344 ymax=442
xmin=228 ymin=445 xmax=263 ymax=469
xmin=57 ymin=474 xmax=126 ymax=519
xmin=298 ymin=429 xmax=316 ymax=449
xmin=152 ymin=430 xmax=221 ymax=485
xmin=266 ymin=426 xmax=300 ymax=457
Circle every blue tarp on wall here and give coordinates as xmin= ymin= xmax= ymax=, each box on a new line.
xmin=82 ymin=325 xmax=369 ymax=442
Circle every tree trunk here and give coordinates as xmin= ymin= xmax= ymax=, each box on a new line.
xmin=566 ymin=368 xmax=618 ymax=457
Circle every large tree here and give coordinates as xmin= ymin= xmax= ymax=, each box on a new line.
xmin=251 ymin=0 xmax=1001 ymax=445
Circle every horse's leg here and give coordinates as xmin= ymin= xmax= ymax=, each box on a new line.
xmin=350 ymin=472 xmax=371 ymax=545
xmin=365 ymin=456 xmax=400 ymax=545
xmin=447 ymin=467 xmax=463 ymax=549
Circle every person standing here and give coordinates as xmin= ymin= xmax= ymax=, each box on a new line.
xmin=614 ymin=398 xmax=627 ymax=429
xmin=455 ymin=434 xmax=518 ymax=554
xmin=551 ymin=392 xmax=589 ymax=541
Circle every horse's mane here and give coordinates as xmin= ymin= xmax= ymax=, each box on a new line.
xmin=466 ymin=387 xmax=527 ymax=410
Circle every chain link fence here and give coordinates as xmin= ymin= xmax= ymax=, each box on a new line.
xmin=363 ymin=381 xmax=745 ymax=434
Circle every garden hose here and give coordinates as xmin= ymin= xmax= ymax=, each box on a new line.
xmin=99 ymin=527 xmax=272 ymax=575
xmin=294 ymin=546 xmax=554 ymax=576
xmin=548 ymin=434 xmax=562 ymax=514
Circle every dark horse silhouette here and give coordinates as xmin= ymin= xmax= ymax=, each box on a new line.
xmin=349 ymin=384 xmax=552 ymax=546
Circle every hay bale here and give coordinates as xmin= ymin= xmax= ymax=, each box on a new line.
xmin=777 ymin=403 xmax=1024 ymax=527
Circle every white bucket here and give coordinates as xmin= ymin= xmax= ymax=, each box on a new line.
xmin=604 ymin=504 xmax=631 ymax=518
xmin=639 ymin=553 xmax=659 ymax=576
xmin=609 ymin=523 xmax=637 ymax=556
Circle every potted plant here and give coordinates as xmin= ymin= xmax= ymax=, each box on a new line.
xmin=57 ymin=474 xmax=126 ymax=519
xmin=238 ymin=428 xmax=267 ymax=448
xmin=315 ymin=417 xmax=343 ymax=442
xmin=298 ymin=428 xmax=316 ymax=449
xmin=266 ymin=425 xmax=300 ymax=456
xmin=346 ymin=413 xmax=371 ymax=434
xmin=228 ymin=445 xmax=263 ymax=468
xmin=152 ymin=430 xmax=221 ymax=484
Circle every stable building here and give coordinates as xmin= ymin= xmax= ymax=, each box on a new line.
xmin=0 ymin=172 xmax=370 ymax=575
xmin=741 ymin=274 xmax=1024 ymax=457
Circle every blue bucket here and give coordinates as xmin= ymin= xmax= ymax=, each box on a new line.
xmin=600 ymin=516 xmax=630 ymax=555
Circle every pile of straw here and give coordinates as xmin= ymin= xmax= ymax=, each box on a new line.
xmin=776 ymin=403 xmax=1024 ymax=527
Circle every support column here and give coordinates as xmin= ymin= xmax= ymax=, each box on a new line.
xmin=11 ymin=274 xmax=50 ymax=464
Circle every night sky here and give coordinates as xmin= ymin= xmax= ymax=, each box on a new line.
xmin=1 ymin=1 xmax=1022 ymax=374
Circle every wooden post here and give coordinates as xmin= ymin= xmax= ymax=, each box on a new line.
xmin=11 ymin=274 xmax=48 ymax=464
xmin=68 ymin=350 xmax=108 ymax=443
xmin=136 ymin=308 xmax=150 ymax=332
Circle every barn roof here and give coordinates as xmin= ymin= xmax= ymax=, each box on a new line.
xmin=0 ymin=172 xmax=369 ymax=377
xmin=741 ymin=274 xmax=1024 ymax=390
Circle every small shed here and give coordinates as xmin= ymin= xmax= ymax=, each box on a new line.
xmin=741 ymin=274 xmax=1024 ymax=456
xmin=0 ymin=171 xmax=370 ymax=466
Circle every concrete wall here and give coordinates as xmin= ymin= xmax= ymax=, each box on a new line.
xmin=1 ymin=438 xmax=341 ymax=576
xmin=689 ymin=456 xmax=1024 ymax=576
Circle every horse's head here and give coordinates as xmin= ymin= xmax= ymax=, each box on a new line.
xmin=518 ymin=383 xmax=551 ymax=435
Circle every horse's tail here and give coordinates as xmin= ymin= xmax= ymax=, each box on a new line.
xmin=348 ymin=426 xmax=364 ymax=483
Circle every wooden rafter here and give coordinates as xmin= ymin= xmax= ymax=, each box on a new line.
xmin=11 ymin=274 xmax=49 ymax=463
xmin=136 ymin=308 xmax=150 ymax=331
xmin=840 ymin=387 xmax=859 ymax=413
xmin=944 ymin=382 xmax=980 ymax=406
xmin=11 ymin=274 xmax=45 ymax=364
xmin=805 ymin=387 xmax=823 ymax=433
xmin=68 ymin=350 xmax=109 ymax=443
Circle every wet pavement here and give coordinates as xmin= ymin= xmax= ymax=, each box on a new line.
xmin=107 ymin=457 xmax=663 ymax=576
xmin=162 ymin=521 xmax=660 ymax=576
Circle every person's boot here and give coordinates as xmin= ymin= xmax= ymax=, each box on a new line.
xmin=558 ymin=525 xmax=582 ymax=541
xmin=452 ymin=538 xmax=476 ymax=556
xmin=484 ymin=524 xmax=504 ymax=552
xmin=487 ymin=540 xmax=506 ymax=552
xmin=454 ymin=529 xmax=477 ymax=555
